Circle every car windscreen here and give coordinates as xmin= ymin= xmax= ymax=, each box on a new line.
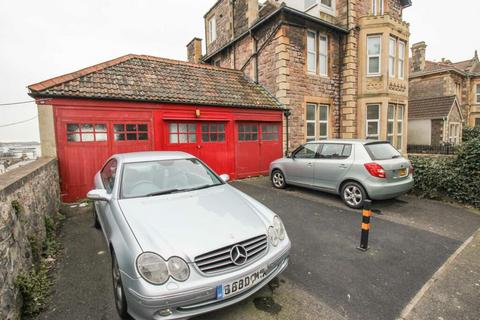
xmin=120 ymin=158 xmax=223 ymax=199
xmin=364 ymin=143 xmax=401 ymax=160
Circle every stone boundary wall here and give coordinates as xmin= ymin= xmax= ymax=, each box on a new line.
xmin=0 ymin=158 xmax=60 ymax=319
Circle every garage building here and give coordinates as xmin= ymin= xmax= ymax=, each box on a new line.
xmin=29 ymin=54 xmax=285 ymax=202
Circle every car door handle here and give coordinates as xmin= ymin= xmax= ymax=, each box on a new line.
xmin=307 ymin=162 xmax=313 ymax=167
xmin=338 ymin=164 xmax=348 ymax=169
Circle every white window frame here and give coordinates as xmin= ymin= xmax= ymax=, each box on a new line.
xmin=320 ymin=0 xmax=334 ymax=10
xmin=307 ymin=30 xmax=317 ymax=74
xmin=319 ymin=35 xmax=328 ymax=76
xmin=396 ymin=105 xmax=404 ymax=151
xmin=448 ymin=122 xmax=461 ymax=145
xmin=304 ymin=0 xmax=317 ymax=10
xmin=367 ymin=35 xmax=382 ymax=76
xmin=398 ymin=41 xmax=406 ymax=80
xmin=389 ymin=37 xmax=396 ymax=78
xmin=379 ymin=0 xmax=384 ymax=15
xmin=476 ymin=84 xmax=480 ymax=103
xmin=372 ymin=0 xmax=377 ymax=15
xmin=387 ymin=104 xmax=395 ymax=144
xmin=366 ymin=104 xmax=380 ymax=140
xmin=208 ymin=16 xmax=217 ymax=44
xmin=306 ymin=103 xmax=329 ymax=141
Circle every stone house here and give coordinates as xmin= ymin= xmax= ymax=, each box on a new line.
xmin=188 ymin=0 xmax=412 ymax=152
xmin=409 ymin=42 xmax=480 ymax=145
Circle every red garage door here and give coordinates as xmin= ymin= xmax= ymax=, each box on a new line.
xmin=236 ymin=122 xmax=282 ymax=178
xmin=57 ymin=117 xmax=153 ymax=202
xmin=162 ymin=121 xmax=233 ymax=176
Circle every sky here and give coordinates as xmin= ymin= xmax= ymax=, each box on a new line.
xmin=0 ymin=0 xmax=479 ymax=142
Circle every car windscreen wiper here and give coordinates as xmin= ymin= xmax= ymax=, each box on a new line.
xmin=146 ymin=189 xmax=184 ymax=197
xmin=184 ymin=183 xmax=222 ymax=192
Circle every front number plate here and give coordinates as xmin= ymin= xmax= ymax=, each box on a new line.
xmin=216 ymin=266 xmax=268 ymax=300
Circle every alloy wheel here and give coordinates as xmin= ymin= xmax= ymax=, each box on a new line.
xmin=272 ymin=171 xmax=285 ymax=188
xmin=343 ymin=185 xmax=363 ymax=207
xmin=112 ymin=256 xmax=124 ymax=311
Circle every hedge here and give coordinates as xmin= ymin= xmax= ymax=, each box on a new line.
xmin=463 ymin=126 xmax=480 ymax=142
xmin=410 ymin=136 xmax=480 ymax=208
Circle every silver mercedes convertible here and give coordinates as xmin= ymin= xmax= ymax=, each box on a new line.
xmin=87 ymin=151 xmax=291 ymax=320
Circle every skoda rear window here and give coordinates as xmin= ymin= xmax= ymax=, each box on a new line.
xmin=364 ymin=142 xmax=401 ymax=160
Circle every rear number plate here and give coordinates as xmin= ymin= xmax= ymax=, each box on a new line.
xmin=399 ymin=168 xmax=407 ymax=177
xmin=216 ymin=266 xmax=268 ymax=300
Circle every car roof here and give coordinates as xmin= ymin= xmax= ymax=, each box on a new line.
xmin=113 ymin=151 xmax=194 ymax=163
xmin=308 ymin=139 xmax=389 ymax=145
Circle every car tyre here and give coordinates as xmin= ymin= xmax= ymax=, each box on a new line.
xmin=271 ymin=170 xmax=287 ymax=189
xmin=341 ymin=182 xmax=367 ymax=209
xmin=92 ymin=203 xmax=101 ymax=229
xmin=112 ymin=250 xmax=130 ymax=319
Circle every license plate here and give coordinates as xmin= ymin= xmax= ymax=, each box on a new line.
xmin=399 ymin=168 xmax=407 ymax=177
xmin=216 ymin=266 xmax=268 ymax=300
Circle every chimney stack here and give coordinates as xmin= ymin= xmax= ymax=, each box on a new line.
xmin=411 ymin=42 xmax=427 ymax=72
xmin=247 ymin=0 xmax=259 ymax=27
xmin=187 ymin=38 xmax=203 ymax=64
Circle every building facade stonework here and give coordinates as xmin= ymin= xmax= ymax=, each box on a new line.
xmin=191 ymin=0 xmax=412 ymax=152
xmin=409 ymin=42 xmax=480 ymax=129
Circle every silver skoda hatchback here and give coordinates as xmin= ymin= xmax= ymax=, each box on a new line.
xmin=269 ymin=140 xmax=414 ymax=208
xmin=88 ymin=151 xmax=290 ymax=320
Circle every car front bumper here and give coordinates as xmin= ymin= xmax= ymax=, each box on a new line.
xmin=364 ymin=175 xmax=414 ymax=200
xmin=123 ymin=241 xmax=291 ymax=320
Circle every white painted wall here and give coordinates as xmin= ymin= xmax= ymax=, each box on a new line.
xmin=408 ymin=119 xmax=432 ymax=145
xmin=281 ymin=0 xmax=336 ymax=16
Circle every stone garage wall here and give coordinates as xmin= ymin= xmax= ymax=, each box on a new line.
xmin=0 ymin=158 xmax=60 ymax=319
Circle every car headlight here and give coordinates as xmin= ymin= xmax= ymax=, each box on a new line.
xmin=136 ymin=252 xmax=169 ymax=285
xmin=273 ymin=216 xmax=286 ymax=241
xmin=167 ymin=257 xmax=190 ymax=282
xmin=268 ymin=226 xmax=279 ymax=247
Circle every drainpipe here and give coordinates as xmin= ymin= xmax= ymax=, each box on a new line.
xmin=252 ymin=32 xmax=259 ymax=83
xmin=232 ymin=0 xmax=237 ymax=69
xmin=284 ymin=110 xmax=291 ymax=156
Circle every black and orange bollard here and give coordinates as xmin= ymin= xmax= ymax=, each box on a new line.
xmin=357 ymin=199 xmax=372 ymax=252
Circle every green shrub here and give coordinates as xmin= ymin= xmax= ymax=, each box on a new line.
xmin=463 ymin=126 xmax=480 ymax=142
xmin=410 ymin=137 xmax=480 ymax=208
xmin=16 ymin=261 xmax=51 ymax=317
xmin=16 ymin=213 xmax=64 ymax=317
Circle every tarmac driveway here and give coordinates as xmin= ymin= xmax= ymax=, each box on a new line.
xmin=39 ymin=177 xmax=480 ymax=320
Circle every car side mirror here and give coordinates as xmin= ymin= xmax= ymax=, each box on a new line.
xmin=219 ymin=174 xmax=230 ymax=183
xmin=87 ymin=189 xmax=112 ymax=202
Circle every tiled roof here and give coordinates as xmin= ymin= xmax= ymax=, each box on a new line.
xmin=409 ymin=95 xmax=457 ymax=120
xmin=28 ymin=54 xmax=283 ymax=110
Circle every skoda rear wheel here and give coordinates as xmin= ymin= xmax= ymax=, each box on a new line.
xmin=341 ymin=182 xmax=367 ymax=209
xmin=271 ymin=170 xmax=286 ymax=189
xmin=112 ymin=251 xmax=129 ymax=319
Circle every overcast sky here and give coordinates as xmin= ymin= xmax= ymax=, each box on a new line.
xmin=0 ymin=0 xmax=478 ymax=142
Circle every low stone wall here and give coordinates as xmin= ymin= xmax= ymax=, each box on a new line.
xmin=0 ymin=158 xmax=60 ymax=319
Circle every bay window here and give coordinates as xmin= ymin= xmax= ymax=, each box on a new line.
xmin=398 ymin=41 xmax=406 ymax=79
xmin=387 ymin=104 xmax=395 ymax=144
xmin=366 ymin=104 xmax=380 ymax=140
xmin=306 ymin=103 xmax=329 ymax=141
xmin=396 ymin=105 xmax=404 ymax=150
xmin=389 ymin=38 xmax=396 ymax=77
xmin=367 ymin=36 xmax=381 ymax=75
